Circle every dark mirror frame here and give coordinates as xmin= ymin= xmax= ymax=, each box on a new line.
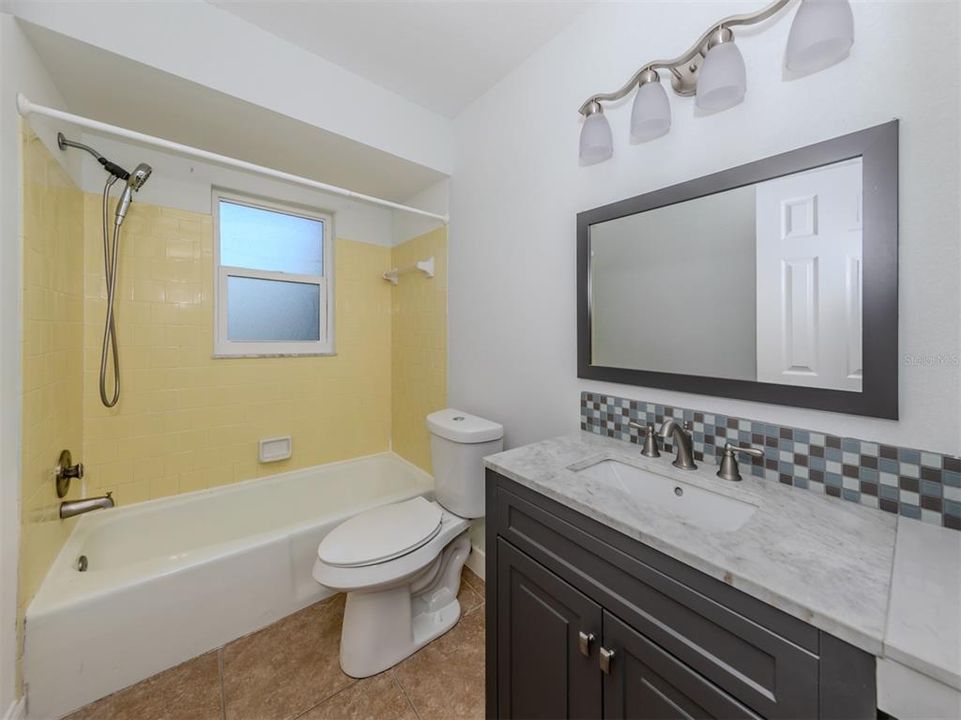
xmin=577 ymin=121 xmax=899 ymax=419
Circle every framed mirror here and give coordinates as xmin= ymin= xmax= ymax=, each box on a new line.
xmin=577 ymin=121 xmax=898 ymax=419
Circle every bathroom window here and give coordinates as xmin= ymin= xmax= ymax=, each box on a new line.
xmin=214 ymin=190 xmax=334 ymax=356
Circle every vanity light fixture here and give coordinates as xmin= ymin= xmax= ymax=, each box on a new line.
xmin=579 ymin=0 xmax=854 ymax=163
xmin=630 ymin=69 xmax=671 ymax=142
xmin=695 ymin=28 xmax=747 ymax=112
xmin=579 ymin=101 xmax=614 ymax=164
xmin=785 ymin=0 xmax=855 ymax=73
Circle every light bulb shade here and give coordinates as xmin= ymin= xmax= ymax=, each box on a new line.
xmin=786 ymin=0 xmax=854 ymax=74
xmin=696 ymin=40 xmax=747 ymax=112
xmin=630 ymin=81 xmax=671 ymax=142
xmin=579 ymin=111 xmax=613 ymax=164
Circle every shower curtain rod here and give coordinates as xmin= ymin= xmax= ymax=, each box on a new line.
xmin=16 ymin=93 xmax=449 ymax=224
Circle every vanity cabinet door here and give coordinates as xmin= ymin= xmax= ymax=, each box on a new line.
xmin=496 ymin=539 xmax=603 ymax=719
xmin=602 ymin=612 xmax=762 ymax=720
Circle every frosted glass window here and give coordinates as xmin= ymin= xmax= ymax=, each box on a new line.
xmin=226 ymin=276 xmax=320 ymax=342
xmin=219 ymin=200 xmax=324 ymax=275
xmin=214 ymin=191 xmax=333 ymax=356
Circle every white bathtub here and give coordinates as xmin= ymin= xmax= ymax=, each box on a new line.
xmin=24 ymin=452 xmax=433 ymax=720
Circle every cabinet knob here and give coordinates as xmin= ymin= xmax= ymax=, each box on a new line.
xmin=578 ymin=631 xmax=595 ymax=657
xmin=599 ymin=646 xmax=615 ymax=674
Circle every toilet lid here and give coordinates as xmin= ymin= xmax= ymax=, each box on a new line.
xmin=317 ymin=497 xmax=443 ymax=568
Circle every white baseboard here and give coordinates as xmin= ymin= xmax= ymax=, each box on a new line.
xmin=465 ymin=543 xmax=485 ymax=581
xmin=3 ymin=697 xmax=25 ymax=720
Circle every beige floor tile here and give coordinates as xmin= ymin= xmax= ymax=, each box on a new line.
xmin=298 ymin=672 xmax=416 ymax=720
xmin=457 ymin=577 xmax=484 ymax=615
xmin=392 ymin=606 xmax=485 ymax=720
xmin=461 ymin=567 xmax=485 ymax=598
xmin=64 ymin=651 xmax=222 ymax=720
xmin=64 ymin=572 xmax=486 ymax=720
xmin=223 ymin=595 xmax=354 ymax=720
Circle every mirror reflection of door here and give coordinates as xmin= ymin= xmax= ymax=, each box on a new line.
xmin=755 ymin=159 xmax=863 ymax=392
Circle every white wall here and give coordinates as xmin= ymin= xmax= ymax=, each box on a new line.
xmin=8 ymin=0 xmax=452 ymax=175
xmin=71 ymin=133 xmax=396 ymax=246
xmin=449 ymin=1 xmax=961 ymax=456
xmin=0 ymin=12 xmax=80 ymax=714
xmin=392 ymin=179 xmax=449 ymax=245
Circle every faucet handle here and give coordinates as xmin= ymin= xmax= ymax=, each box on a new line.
xmin=55 ymin=449 xmax=84 ymax=499
xmin=716 ymin=442 xmax=764 ymax=482
xmin=628 ymin=422 xmax=661 ymax=458
xmin=724 ymin=442 xmax=764 ymax=458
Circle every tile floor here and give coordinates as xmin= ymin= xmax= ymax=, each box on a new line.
xmin=65 ymin=568 xmax=486 ymax=720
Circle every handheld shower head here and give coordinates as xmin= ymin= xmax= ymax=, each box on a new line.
xmin=114 ymin=163 xmax=152 ymax=225
xmin=128 ymin=163 xmax=152 ymax=191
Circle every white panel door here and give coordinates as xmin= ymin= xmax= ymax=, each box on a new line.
xmin=755 ymin=159 xmax=863 ymax=391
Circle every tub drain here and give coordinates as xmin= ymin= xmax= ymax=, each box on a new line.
xmin=77 ymin=555 xmax=88 ymax=572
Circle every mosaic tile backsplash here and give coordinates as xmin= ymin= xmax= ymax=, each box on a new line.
xmin=580 ymin=392 xmax=961 ymax=531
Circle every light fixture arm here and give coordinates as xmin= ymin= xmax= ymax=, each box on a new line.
xmin=578 ymin=0 xmax=794 ymax=114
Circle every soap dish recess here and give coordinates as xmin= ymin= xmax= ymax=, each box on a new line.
xmin=259 ymin=436 xmax=292 ymax=463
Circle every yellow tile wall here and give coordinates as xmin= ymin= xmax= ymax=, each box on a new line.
xmin=80 ymin=195 xmax=393 ymax=503
xmin=18 ymin=136 xmax=449 ymax=696
xmin=390 ymin=227 xmax=448 ymax=472
xmin=19 ymin=126 xmax=85 ymax=682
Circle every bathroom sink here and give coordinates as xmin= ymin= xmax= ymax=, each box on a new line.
xmin=573 ymin=459 xmax=757 ymax=532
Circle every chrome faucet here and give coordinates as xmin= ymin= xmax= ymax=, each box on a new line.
xmin=658 ymin=419 xmax=697 ymax=470
xmin=60 ymin=492 xmax=114 ymax=520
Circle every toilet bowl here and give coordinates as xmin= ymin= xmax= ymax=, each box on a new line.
xmin=313 ymin=409 xmax=503 ymax=677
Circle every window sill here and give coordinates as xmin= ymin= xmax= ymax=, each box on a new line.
xmin=212 ymin=351 xmax=338 ymax=359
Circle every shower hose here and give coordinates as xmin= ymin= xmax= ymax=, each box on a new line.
xmin=99 ymin=176 xmax=122 ymax=407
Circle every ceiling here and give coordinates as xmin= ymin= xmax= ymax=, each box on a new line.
xmin=208 ymin=0 xmax=591 ymax=118
xmin=22 ymin=22 xmax=447 ymax=202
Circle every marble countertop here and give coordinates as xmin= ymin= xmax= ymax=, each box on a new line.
xmin=485 ymin=431 xmax=901 ymax=657
xmin=884 ymin=518 xmax=961 ymax=690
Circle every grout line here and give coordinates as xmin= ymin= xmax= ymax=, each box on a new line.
xmin=391 ymin=672 xmax=422 ymax=720
xmin=462 ymin=567 xmax=485 ymax=597
xmin=290 ymin=677 xmax=360 ymax=720
xmin=218 ymin=647 xmax=227 ymax=720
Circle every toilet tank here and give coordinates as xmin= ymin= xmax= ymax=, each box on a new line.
xmin=426 ymin=409 xmax=503 ymax=518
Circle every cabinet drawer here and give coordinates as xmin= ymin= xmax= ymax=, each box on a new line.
xmin=604 ymin=611 xmax=762 ymax=720
xmin=493 ymin=475 xmax=819 ymax=719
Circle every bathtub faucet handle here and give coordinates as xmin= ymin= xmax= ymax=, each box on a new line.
xmin=55 ymin=449 xmax=84 ymax=499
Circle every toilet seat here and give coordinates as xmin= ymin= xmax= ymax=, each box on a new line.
xmin=313 ymin=502 xmax=470 ymax=594
xmin=318 ymin=497 xmax=442 ymax=568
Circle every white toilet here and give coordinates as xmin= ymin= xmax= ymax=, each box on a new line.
xmin=312 ymin=408 xmax=503 ymax=677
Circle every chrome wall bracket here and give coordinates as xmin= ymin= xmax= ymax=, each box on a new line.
xmin=667 ymin=57 xmax=703 ymax=97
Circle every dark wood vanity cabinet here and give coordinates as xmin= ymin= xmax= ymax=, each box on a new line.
xmin=496 ymin=539 xmax=602 ymax=718
xmin=485 ymin=471 xmax=877 ymax=720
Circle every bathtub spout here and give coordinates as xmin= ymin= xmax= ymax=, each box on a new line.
xmin=60 ymin=492 xmax=115 ymax=520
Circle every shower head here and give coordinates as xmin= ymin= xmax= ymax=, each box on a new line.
xmin=56 ymin=131 xmax=151 ymax=225
xmin=128 ymin=163 xmax=152 ymax=191
xmin=114 ymin=163 xmax=152 ymax=226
